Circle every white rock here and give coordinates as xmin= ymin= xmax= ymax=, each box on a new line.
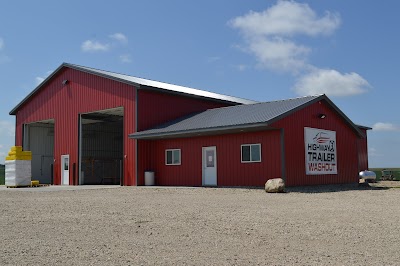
xmin=265 ymin=178 xmax=285 ymax=193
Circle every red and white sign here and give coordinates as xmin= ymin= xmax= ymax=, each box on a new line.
xmin=304 ymin=127 xmax=337 ymax=175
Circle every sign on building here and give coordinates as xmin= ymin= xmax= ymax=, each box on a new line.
xmin=304 ymin=127 xmax=337 ymax=175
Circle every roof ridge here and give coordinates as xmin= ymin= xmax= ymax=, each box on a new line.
xmin=200 ymin=94 xmax=323 ymax=112
xmin=263 ymin=94 xmax=324 ymax=103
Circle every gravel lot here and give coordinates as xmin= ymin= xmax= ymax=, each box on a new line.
xmin=1 ymin=183 xmax=400 ymax=265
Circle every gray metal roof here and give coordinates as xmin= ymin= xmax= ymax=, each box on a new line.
xmin=130 ymin=94 xmax=367 ymax=139
xmin=130 ymin=95 xmax=325 ymax=139
xmin=356 ymin=124 xmax=372 ymax=130
xmin=9 ymin=63 xmax=256 ymax=115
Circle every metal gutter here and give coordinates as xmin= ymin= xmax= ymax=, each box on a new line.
xmin=355 ymin=124 xmax=372 ymax=130
xmin=129 ymin=122 xmax=270 ymax=140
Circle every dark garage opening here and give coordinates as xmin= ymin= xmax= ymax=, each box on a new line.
xmin=23 ymin=120 xmax=55 ymax=184
xmin=80 ymin=107 xmax=123 ymax=185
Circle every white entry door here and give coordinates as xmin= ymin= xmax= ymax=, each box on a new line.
xmin=202 ymin=146 xmax=217 ymax=186
xmin=61 ymin=155 xmax=70 ymax=185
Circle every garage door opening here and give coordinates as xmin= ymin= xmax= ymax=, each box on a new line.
xmin=79 ymin=107 xmax=124 ymax=185
xmin=23 ymin=120 xmax=55 ymax=184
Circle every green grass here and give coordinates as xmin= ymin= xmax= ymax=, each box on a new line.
xmin=369 ymin=168 xmax=400 ymax=181
xmin=0 ymin=164 xmax=4 ymax=185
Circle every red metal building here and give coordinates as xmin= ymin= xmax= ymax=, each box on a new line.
xmin=10 ymin=63 xmax=370 ymax=187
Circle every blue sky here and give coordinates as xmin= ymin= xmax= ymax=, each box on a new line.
xmin=0 ymin=0 xmax=399 ymax=167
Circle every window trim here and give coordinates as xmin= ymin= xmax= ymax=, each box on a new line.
xmin=165 ymin=149 xmax=181 ymax=165
xmin=241 ymin=143 xmax=261 ymax=163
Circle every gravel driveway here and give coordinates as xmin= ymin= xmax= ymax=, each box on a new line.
xmin=1 ymin=184 xmax=399 ymax=265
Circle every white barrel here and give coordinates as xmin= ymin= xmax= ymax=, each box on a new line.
xmin=144 ymin=171 xmax=155 ymax=186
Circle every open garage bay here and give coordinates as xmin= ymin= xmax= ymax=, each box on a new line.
xmin=0 ymin=185 xmax=399 ymax=265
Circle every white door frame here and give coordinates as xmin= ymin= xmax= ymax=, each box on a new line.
xmin=61 ymin=154 xmax=70 ymax=185
xmin=202 ymin=146 xmax=217 ymax=186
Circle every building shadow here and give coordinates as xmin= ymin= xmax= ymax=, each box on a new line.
xmin=285 ymin=182 xmax=390 ymax=193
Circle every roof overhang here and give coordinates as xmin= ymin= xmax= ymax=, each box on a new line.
xmin=129 ymin=94 xmax=368 ymax=140
xmin=356 ymin=124 xmax=372 ymax=130
xmin=130 ymin=122 xmax=272 ymax=140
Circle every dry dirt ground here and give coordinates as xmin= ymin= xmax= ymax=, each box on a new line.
xmin=1 ymin=183 xmax=400 ymax=266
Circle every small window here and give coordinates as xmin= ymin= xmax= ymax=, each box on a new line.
xmin=166 ymin=149 xmax=181 ymax=165
xmin=241 ymin=144 xmax=261 ymax=163
xmin=64 ymin=158 xmax=69 ymax=170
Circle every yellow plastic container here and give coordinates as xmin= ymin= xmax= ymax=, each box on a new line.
xmin=11 ymin=146 xmax=23 ymax=152
xmin=31 ymin=180 xmax=39 ymax=186
xmin=5 ymin=147 xmax=32 ymax=161
xmin=8 ymin=151 xmax=32 ymax=156
xmin=6 ymin=155 xmax=32 ymax=161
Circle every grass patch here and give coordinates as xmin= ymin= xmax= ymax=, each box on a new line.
xmin=370 ymin=168 xmax=400 ymax=181
xmin=0 ymin=164 xmax=4 ymax=185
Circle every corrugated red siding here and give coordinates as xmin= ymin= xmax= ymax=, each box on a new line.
xmin=137 ymin=130 xmax=282 ymax=186
xmin=138 ymin=99 xmax=366 ymax=187
xmin=15 ymin=67 xmax=136 ymax=185
xmin=14 ymin=66 xmax=368 ymax=187
xmin=137 ymin=90 xmax=229 ymax=131
xmin=271 ymin=100 xmax=360 ymax=186
xmin=357 ymin=128 xmax=369 ymax=171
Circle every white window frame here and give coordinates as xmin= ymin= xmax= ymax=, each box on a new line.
xmin=241 ymin=144 xmax=261 ymax=163
xmin=165 ymin=149 xmax=181 ymax=165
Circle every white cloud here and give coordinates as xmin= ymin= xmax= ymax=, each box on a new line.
xmin=230 ymin=0 xmax=340 ymax=37
xmin=293 ymin=69 xmax=370 ymax=96
xmin=372 ymin=122 xmax=399 ymax=131
xmin=119 ymin=54 xmax=132 ymax=63
xmin=35 ymin=70 xmax=52 ymax=86
xmin=229 ymin=1 xmax=340 ymax=72
xmin=0 ymin=38 xmax=4 ymax=50
xmin=229 ymin=0 xmax=371 ymax=94
xmin=248 ymin=36 xmax=310 ymax=72
xmin=0 ymin=120 xmax=15 ymax=137
xmin=35 ymin=77 xmax=45 ymax=85
xmin=81 ymin=40 xmax=110 ymax=52
xmin=109 ymin=33 xmax=128 ymax=43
